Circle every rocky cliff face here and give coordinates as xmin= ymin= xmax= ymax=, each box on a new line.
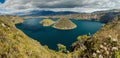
xmin=63 ymin=13 xmax=118 ymax=23
xmin=68 ymin=14 xmax=100 ymax=20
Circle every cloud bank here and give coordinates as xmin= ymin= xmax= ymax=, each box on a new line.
xmin=0 ymin=0 xmax=120 ymax=14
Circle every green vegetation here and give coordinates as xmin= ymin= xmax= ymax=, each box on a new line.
xmin=0 ymin=15 xmax=120 ymax=58
xmin=57 ymin=44 xmax=68 ymax=53
xmin=113 ymin=51 xmax=120 ymax=58
xmin=40 ymin=19 xmax=55 ymax=27
xmin=0 ymin=15 xmax=70 ymax=58
xmin=52 ymin=18 xmax=77 ymax=30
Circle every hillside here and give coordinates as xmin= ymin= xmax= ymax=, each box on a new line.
xmin=52 ymin=18 xmax=77 ymax=30
xmin=23 ymin=9 xmax=120 ymax=23
xmin=15 ymin=10 xmax=79 ymax=16
xmin=40 ymin=19 xmax=55 ymax=27
xmin=0 ymin=15 xmax=72 ymax=58
xmin=70 ymin=16 xmax=120 ymax=58
xmin=0 ymin=15 xmax=120 ymax=58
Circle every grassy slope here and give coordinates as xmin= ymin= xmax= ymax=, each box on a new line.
xmin=40 ymin=19 xmax=55 ymax=26
xmin=0 ymin=15 xmax=71 ymax=58
xmin=71 ymin=16 xmax=120 ymax=58
xmin=0 ymin=15 xmax=120 ymax=58
xmin=52 ymin=18 xmax=77 ymax=30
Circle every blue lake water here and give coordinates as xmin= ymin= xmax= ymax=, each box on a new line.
xmin=15 ymin=18 xmax=103 ymax=50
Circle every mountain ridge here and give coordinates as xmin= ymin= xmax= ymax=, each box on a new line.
xmin=14 ymin=10 xmax=80 ymax=16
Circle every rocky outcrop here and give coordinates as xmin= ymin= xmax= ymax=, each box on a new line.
xmin=52 ymin=18 xmax=77 ymax=30
xmin=40 ymin=19 xmax=55 ymax=26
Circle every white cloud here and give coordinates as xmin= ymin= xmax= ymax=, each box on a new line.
xmin=0 ymin=0 xmax=120 ymax=14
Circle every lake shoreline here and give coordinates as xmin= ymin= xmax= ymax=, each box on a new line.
xmin=15 ymin=18 xmax=103 ymax=50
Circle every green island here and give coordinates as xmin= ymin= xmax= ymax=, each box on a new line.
xmin=40 ymin=19 xmax=55 ymax=27
xmin=52 ymin=18 xmax=77 ymax=30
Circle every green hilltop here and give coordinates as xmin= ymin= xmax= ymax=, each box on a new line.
xmin=52 ymin=18 xmax=77 ymax=30
xmin=40 ymin=19 xmax=55 ymax=27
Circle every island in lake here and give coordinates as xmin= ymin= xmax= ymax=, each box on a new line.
xmin=52 ymin=18 xmax=77 ymax=30
xmin=40 ymin=19 xmax=55 ymax=26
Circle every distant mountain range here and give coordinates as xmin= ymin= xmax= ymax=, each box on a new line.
xmin=14 ymin=10 xmax=80 ymax=16
xmin=93 ymin=9 xmax=120 ymax=14
xmin=11 ymin=9 xmax=120 ymax=16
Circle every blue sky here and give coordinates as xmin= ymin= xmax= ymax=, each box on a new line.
xmin=0 ymin=0 xmax=120 ymax=15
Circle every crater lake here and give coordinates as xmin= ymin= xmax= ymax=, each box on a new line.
xmin=15 ymin=18 xmax=103 ymax=50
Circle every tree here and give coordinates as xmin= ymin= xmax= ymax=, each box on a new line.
xmin=57 ymin=44 xmax=67 ymax=53
xmin=77 ymin=35 xmax=90 ymax=43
